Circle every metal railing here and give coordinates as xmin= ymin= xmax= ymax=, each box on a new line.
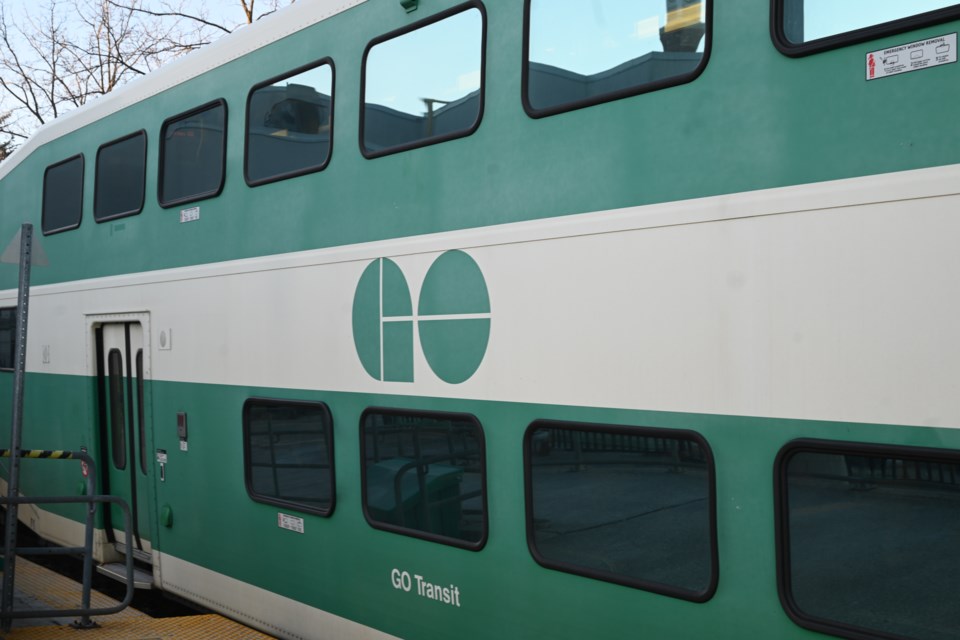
xmin=0 ymin=449 xmax=133 ymax=630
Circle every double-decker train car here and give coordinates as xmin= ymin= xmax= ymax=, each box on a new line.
xmin=1 ymin=1 xmax=959 ymax=638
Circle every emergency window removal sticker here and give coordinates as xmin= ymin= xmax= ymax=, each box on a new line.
xmin=867 ymin=33 xmax=956 ymax=80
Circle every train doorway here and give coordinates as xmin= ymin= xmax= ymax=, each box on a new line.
xmin=95 ymin=319 xmax=155 ymax=580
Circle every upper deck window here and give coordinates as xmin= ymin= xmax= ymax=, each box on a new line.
xmin=42 ymin=155 xmax=84 ymax=235
xmin=523 ymin=0 xmax=710 ymax=118
xmin=361 ymin=3 xmax=485 ymax=158
xmin=159 ymin=100 xmax=226 ymax=207
xmin=95 ymin=131 xmax=146 ymax=222
xmin=245 ymin=60 xmax=334 ymax=186
xmin=775 ymin=1 xmax=960 ymax=55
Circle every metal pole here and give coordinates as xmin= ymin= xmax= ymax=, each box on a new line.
xmin=1 ymin=223 xmax=34 ymax=632
xmin=74 ymin=455 xmax=98 ymax=629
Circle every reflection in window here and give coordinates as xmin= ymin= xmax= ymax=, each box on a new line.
xmin=246 ymin=62 xmax=333 ymax=185
xmin=525 ymin=0 xmax=708 ymax=116
xmin=0 ymin=307 xmax=15 ymax=371
xmin=108 ymin=349 xmax=126 ymax=471
xmin=42 ymin=155 xmax=84 ymax=235
xmin=136 ymin=350 xmax=146 ymax=475
xmin=781 ymin=0 xmax=958 ymax=44
xmin=526 ymin=422 xmax=716 ymax=600
xmin=362 ymin=5 xmax=484 ymax=156
xmin=244 ymin=399 xmax=335 ymax=516
xmin=362 ymin=410 xmax=486 ymax=548
xmin=95 ymin=131 xmax=146 ymax=222
xmin=159 ymin=100 xmax=226 ymax=207
xmin=778 ymin=443 xmax=960 ymax=640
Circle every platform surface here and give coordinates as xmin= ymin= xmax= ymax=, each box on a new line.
xmin=1 ymin=557 xmax=275 ymax=639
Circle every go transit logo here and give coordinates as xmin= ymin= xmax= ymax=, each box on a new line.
xmin=352 ymin=250 xmax=491 ymax=384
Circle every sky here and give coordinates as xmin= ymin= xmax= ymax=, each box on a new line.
xmin=0 ymin=0 xmax=270 ymax=33
xmin=0 ymin=0 xmax=287 ymax=136
xmin=526 ymin=0 xmax=958 ymax=75
xmin=365 ymin=8 xmax=482 ymax=115
xmin=4 ymin=0 xmax=958 ymax=123
xmin=801 ymin=0 xmax=956 ymax=40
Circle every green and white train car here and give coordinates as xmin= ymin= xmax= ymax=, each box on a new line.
xmin=1 ymin=1 xmax=959 ymax=638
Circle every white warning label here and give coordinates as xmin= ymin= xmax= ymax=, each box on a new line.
xmin=867 ymin=33 xmax=956 ymax=80
xmin=278 ymin=513 xmax=305 ymax=534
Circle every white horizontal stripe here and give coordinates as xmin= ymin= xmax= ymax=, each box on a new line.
xmin=383 ymin=313 xmax=492 ymax=322
xmin=7 ymin=164 xmax=960 ymax=430
xmin=6 ymin=162 xmax=959 ymax=302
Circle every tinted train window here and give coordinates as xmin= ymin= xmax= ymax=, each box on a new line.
xmin=525 ymin=421 xmax=717 ymax=601
xmin=778 ymin=1 xmax=960 ymax=49
xmin=361 ymin=409 xmax=486 ymax=549
xmin=107 ymin=349 xmax=126 ymax=470
xmin=0 ymin=307 xmax=15 ymax=371
xmin=523 ymin=0 xmax=709 ymax=117
xmin=361 ymin=3 xmax=484 ymax=157
xmin=776 ymin=440 xmax=960 ymax=640
xmin=95 ymin=131 xmax=146 ymax=222
xmin=159 ymin=100 xmax=226 ymax=207
xmin=245 ymin=60 xmax=334 ymax=186
xmin=243 ymin=399 xmax=335 ymax=516
xmin=42 ymin=155 xmax=84 ymax=234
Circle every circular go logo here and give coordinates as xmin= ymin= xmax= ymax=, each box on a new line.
xmin=352 ymin=250 xmax=490 ymax=384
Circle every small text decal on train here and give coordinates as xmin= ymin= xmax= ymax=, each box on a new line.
xmin=352 ymin=250 xmax=491 ymax=384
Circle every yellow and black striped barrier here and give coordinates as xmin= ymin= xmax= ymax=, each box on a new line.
xmin=0 ymin=450 xmax=75 ymax=460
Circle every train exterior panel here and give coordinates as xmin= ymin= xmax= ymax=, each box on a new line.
xmin=1 ymin=1 xmax=959 ymax=639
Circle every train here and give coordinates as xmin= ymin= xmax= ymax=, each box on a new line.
xmin=1 ymin=0 xmax=960 ymax=638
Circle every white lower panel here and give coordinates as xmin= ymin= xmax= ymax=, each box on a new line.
xmin=158 ymin=553 xmax=401 ymax=640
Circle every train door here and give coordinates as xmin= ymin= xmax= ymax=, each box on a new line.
xmin=96 ymin=321 xmax=155 ymax=577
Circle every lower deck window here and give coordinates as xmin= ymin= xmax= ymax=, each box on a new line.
xmin=243 ymin=399 xmax=335 ymax=516
xmin=0 ymin=307 xmax=15 ymax=370
xmin=525 ymin=421 xmax=717 ymax=601
xmin=776 ymin=440 xmax=960 ymax=640
xmin=361 ymin=409 xmax=486 ymax=549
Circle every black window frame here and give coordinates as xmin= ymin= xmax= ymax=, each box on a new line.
xmin=771 ymin=1 xmax=960 ymax=57
xmin=524 ymin=419 xmax=718 ymax=602
xmin=41 ymin=154 xmax=85 ymax=235
xmin=0 ymin=307 xmax=16 ymax=372
xmin=244 ymin=57 xmax=336 ymax=187
xmin=242 ymin=397 xmax=337 ymax=518
xmin=360 ymin=406 xmax=488 ymax=551
xmin=359 ymin=1 xmax=487 ymax=159
xmin=158 ymin=98 xmax=228 ymax=208
xmin=94 ymin=129 xmax=147 ymax=223
xmin=522 ymin=0 xmax=713 ymax=119
xmin=775 ymin=438 xmax=960 ymax=639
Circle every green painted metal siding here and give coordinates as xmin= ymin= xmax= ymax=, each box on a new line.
xmin=6 ymin=371 xmax=960 ymax=638
xmin=0 ymin=1 xmax=957 ymax=288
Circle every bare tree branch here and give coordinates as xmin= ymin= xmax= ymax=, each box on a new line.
xmin=106 ymin=0 xmax=232 ymax=34
xmin=0 ymin=0 xmax=294 ymax=155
